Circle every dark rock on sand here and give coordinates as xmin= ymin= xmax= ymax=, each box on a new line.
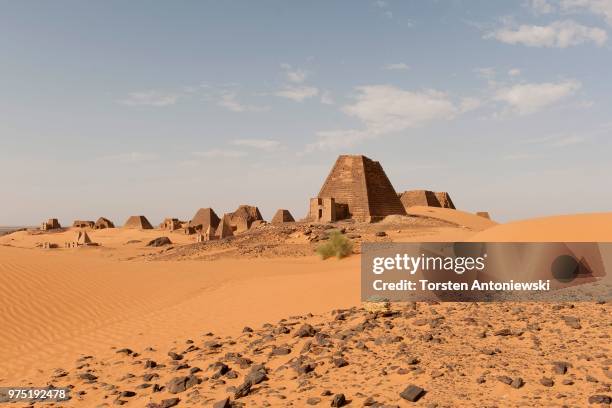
xmin=400 ymin=385 xmax=425 ymax=402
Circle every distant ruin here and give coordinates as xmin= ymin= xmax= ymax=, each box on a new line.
xmin=476 ymin=211 xmax=491 ymax=219
xmin=94 ymin=217 xmax=115 ymax=229
xmin=72 ymin=220 xmax=94 ymax=228
xmin=271 ymin=209 xmax=295 ymax=224
xmin=123 ymin=215 xmax=153 ymax=230
xmin=160 ymin=218 xmax=181 ymax=231
xmin=309 ymin=155 xmax=406 ymax=223
xmin=41 ymin=218 xmax=61 ymax=231
xmin=229 ymin=205 xmax=264 ymax=233
xmin=215 ymin=214 xmax=234 ymax=239
xmin=65 ymin=230 xmax=98 ymax=248
xmin=399 ymin=190 xmax=456 ymax=211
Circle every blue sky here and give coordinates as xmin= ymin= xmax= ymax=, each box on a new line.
xmin=1 ymin=0 xmax=611 ymax=225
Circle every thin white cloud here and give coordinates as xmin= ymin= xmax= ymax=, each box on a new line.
xmin=342 ymin=85 xmax=457 ymax=134
xmin=494 ymin=80 xmax=581 ymax=115
xmin=280 ymin=63 xmax=309 ymax=83
xmin=320 ymin=90 xmax=334 ymax=105
xmin=217 ymin=92 xmax=269 ymax=112
xmin=526 ymin=0 xmax=556 ymax=14
xmin=384 ymin=63 xmax=410 ymax=71
xmin=487 ymin=20 xmax=607 ymax=47
xmin=561 ymin=0 xmax=612 ymax=26
xmin=119 ymin=91 xmax=179 ymax=107
xmin=100 ymin=152 xmax=160 ymax=163
xmin=508 ymin=68 xmax=522 ymax=76
xmin=275 ymin=86 xmax=319 ymax=102
xmin=307 ymin=85 xmax=459 ymax=151
xmin=459 ymin=97 xmax=482 ymax=113
xmin=231 ymin=139 xmax=281 ymax=151
xmin=193 ymin=149 xmax=247 ymax=158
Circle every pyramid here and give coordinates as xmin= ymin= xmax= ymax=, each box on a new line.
xmin=399 ymin=190 xmax=441 ymax=209
xmin=399 ymin=190 xmax=456 ymax=210
xmin=434 ymin=192 xmax=455 ymax=209
xmin=94 ymin=217 xmax=115 ymax=229
xmin=190 ymin=208 xmax=220 ymax=231
xmin=123 ymin=215 xmax=153 ymax=229
xmin=230 ymin=205 xmax=263 ymax=232
xmin=215 ymin=215 xmax=234 ymax=239
xmin=315 ymin=155 xmax=406 ymax=222
xmin=77 ymin=230 xmax=92 ymax=245
xmin=271 ymin=209 xmax=295 ymax=224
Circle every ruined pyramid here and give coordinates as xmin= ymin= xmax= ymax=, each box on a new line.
xmin=76 ymin=230 xmax=92 ymax=245
xmin=215 ymin=215 xmax=234 ymax=239
xmin=315 ymin=155 xmax=406 ymax=222
xmin=123 ymin=215 xmax=153 ymax=230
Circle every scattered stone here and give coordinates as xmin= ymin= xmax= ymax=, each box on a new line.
xmin=234 ymin=382 xmax=252 ymax=399
xmin=147 ymin=237 xmax=172 ymax=247
xmin=167 ymin=351 xmax=183 ymax=361
xmin=270 ymin=345 xmax=292 ymax=356
xmin=511 ymin=377 xmax=525 ymax=389
xmin=120 ymin=391 xmax=136 ymax=398
xmin=553 ymin=361 xmax=570 ymax=375
xmin=333 ymin=357 xmax=348 ymax=368
xmin=497 ymin=376 xmax=513 ymax=385
xmin=166 ymin=375 xmax=200 ymax=394
xmin=160 ymin=398 xmax=180 ymax=408
xmin=79 ymin=373 xmax=98 ymax=382
xmin=588 ymin=395 xmax=611 ymax=404
xmin=400 ymin=385 xmax=425 ymax=402
xmin=562 ymin=316 xmax=582 ymax=329
xmin=295 ymin=324 xmax=317 ymax=338
xmin=540 ymin=377 xmax=554 ymax=387
xmin=375 ymin=231 xmax=387 ymax=237
xmin=307 ymin=397 xmax=321 ymax=405
xmin=331 ymin=393 xmax=347 ymax=407
xmin=212 ymin=397 xmax=232 ymax=408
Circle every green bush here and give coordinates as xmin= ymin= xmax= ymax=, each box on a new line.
xmin=316 ymin=230 xmax=353 ymax=259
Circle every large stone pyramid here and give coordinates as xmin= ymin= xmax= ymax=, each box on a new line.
xmin=317 ymin=155 xmax=406 ymax=222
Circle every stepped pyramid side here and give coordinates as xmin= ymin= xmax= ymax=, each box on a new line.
xmin=363 ymin=158 xmax=406 ymax=220
xmin=317 ymin=155 xmax=405 ymax=222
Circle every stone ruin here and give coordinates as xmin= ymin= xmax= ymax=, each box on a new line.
xmin=271 ymin=209 xmax=295 ymax=224
xmin=197 ymin=224 xmax=217 ymax=242
xmin=309 ymin=155 xmax=406 ymax=223
xmin=159 ymin=218 xmax=181 ymax=231
xmin=123 ymin=215 xmax=153 ymax=230
xmin=215 ymin=214 xmax=234 ymax=239
xmin=72 ymin=220 xmax=94 ymax=228
xmin=41 ymin=218 xmax=61 ymax=231
xmin=229 ymin=205 xmax=264 ymax=233
xmin=94 ymin=217 xmax=115 ymax=229
xmin=399 ymin=190 xmax=456 ymax=211
xmin=476 ymin=211 xmax=491 ymax=219
xmin=65 ymin=230 xmax=98 ymax=248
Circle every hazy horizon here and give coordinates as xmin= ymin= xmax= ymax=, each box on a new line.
xmin=1 ymin=1 xmax=611 ymax=225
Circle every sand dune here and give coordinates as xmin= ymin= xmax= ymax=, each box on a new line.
xmin=0 ymin=214 xmax=610 ymax=406
xmin=0 ymin=246 xmax=360 ymax=383
xmin=405 ymin=206 xmax=497 ymax=231
xmin=469 ymin=212 xmax=612 ymax=242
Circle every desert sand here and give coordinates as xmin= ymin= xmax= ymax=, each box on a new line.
xmin=0 ymin=212 xmax=610 ymax=407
